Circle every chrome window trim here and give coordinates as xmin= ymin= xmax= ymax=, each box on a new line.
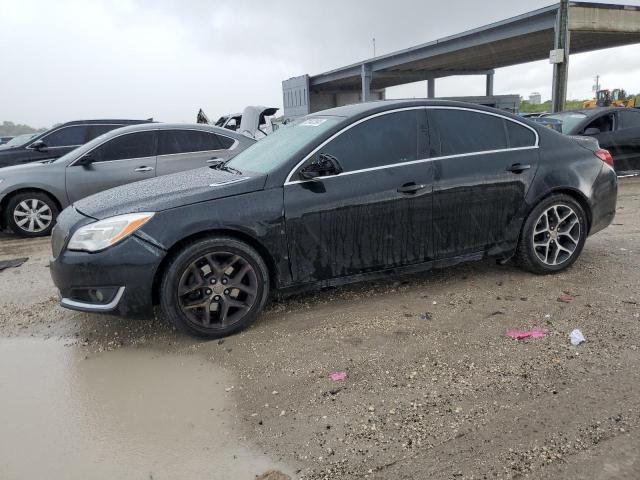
xmin=283 ymin=106 xmax=540 ymax=186
xmin=60 ymin=286 xmax=125 ymax=312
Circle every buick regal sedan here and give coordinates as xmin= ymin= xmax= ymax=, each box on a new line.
xmin=0 ymin=123 xmax=254 ymax=236
xmin=50 ymin=100 xmax=618 ymax=339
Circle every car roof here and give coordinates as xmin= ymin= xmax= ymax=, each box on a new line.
xmin=311 ymin=99 xmax=524 ymax=120
xmin=99 ymin=122 xmax=254 ymax=140
xmin=56 ymin=119 xmax=153 ymax=127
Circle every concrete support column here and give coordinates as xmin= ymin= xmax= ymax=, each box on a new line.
xmin=551 ymin=0 xmax=570 ymax=112
xmin=361 ymin=64 xmax=372 ymax=102
xmin=427 ymin=78 xmax=435 ymax=98
xmin=486 ymin=72 xmax=494 ymax=96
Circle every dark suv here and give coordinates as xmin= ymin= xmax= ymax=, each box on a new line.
xmin=0 ymin=119 xmax=152 ymax=169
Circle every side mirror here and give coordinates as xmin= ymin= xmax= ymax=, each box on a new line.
xmin=75 ymin=154 xmax=95 ymax=167
xmin=584 ymin=127 xmax=601 ymax=136
xmin=300 ymin=153 xmax=343 ymax=180
xmin=30 ymin=140 xmax=47 ymax=151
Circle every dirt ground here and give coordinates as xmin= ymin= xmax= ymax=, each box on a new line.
xmin=1 ymin=178 xmax=639 ymax=480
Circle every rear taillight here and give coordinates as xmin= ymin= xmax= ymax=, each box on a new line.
xmin=595 ymin=149 xmax=614 ymax=168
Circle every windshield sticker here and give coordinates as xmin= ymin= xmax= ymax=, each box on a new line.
xmin=300 ymin=118 xmax=328 ymax=127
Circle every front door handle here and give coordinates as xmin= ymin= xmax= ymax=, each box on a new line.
xmin=506 ymin=163 xmax=531 ymax=174
xmin=397 ymin=183 xmax=426 ymax=194
xmin=134 ymin=166 xmax=154 ymax=172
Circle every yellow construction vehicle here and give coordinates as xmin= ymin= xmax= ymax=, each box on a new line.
xmin=584 ymin=88 xmax=637 ymax=108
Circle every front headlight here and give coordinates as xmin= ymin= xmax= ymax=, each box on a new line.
xmin=67 ymin=212 xmax=155 ymax=252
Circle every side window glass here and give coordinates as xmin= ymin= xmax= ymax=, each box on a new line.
xmin=216 ymin=135 xmax=235 ymax=149
xmin=42 ymin=126 xmax=88 ymax=147
xmin=621 ymin=111 xmax=640 ymax=128
xmin=158 ymin=130 xmax=220 ymax=155
xmin=90 ymin=131 xmax=156 ymax=162
xmin=584 ymin=114 xmax=614 ymax=134
xmin=505 ymin=121 xmax=536 ymax=148
xmin=87 ymin=124 xmax=121 ymax=141
xmin=314 ymin=110 xmax=419 ymax=173
xmin=430 ymin=109 xmax=507 ymax=156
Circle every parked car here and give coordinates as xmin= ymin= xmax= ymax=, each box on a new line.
xmin=0 ymin=119 xmax=152 ymax=169
xmin=49 ymin=100 xmax=618 ymax=339
xmin=200 ymin=106 xmax=280 ymax=140
xmin=0 ymin=123 xmax=254 ymax=236
xmin=542 ymin=107 xmax=640 ymax=174
xmin=0 ymin=133 xmax=39 ymax=149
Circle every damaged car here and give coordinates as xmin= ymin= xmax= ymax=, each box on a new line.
xmin=50 ymin=100 xmax=617 ymax=339
xmin=199 ymin=106 xmax=279 ymax=140
xmin=0 ymin=123 xmax=254 ymax=236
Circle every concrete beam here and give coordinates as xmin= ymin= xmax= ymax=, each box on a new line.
xmin=551 ymin=0 xmax=570 ymax=112
xmin=486 ymin=72 xmax=494 ymax=96
xmin=361 ymin=64 xmax=373 ymax=102
xmin=427 ymin=79 xmax=435 ymax=98
xmin=373 ymin=69 xmax=494 ymax=82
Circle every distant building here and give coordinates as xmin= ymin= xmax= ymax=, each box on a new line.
xmin=529 ymin=92 xmax=542 ymax=105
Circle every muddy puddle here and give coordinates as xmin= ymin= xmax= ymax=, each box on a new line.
xmin=0 ymin=338 xmax=293 ymax=479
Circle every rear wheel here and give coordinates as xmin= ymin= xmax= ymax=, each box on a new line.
xmin=5 ymin=191 xmax=59 ymax=237
xmin=515 ymin=194 xmax=587 ymax=274
xmin=160 ymin=237 xmax=269 ymax=338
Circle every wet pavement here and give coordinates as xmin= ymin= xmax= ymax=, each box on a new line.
xmin=0 ymin=338 xmax=293 ymax=479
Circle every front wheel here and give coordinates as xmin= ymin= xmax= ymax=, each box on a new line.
xmin=160 ymin=237 xmax=270 ymax=338
xmin=5 ymin=191 xmax=59 ymax=237
xmin=515 ymin=194 xmax=588 ymax=274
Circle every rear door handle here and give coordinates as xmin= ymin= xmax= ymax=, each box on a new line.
xmin=506 ymin=163 xmax=531 ymax=173
xmin=397 ymin=183 xmax=426 ymax=194
xmin=134 ymin=166 xmax=154 ymax=172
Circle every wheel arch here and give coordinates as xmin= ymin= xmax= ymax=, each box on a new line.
xmin=151 ymin=228 xmax=277 ymax=306
xmin=526 ymin=187 xmax=592 ymax=234
xmin=0 ymin=187 xmax=63 ymax=228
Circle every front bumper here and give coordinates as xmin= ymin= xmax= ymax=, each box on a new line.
xmin=50 ymin=234 xmax=166 ymax=317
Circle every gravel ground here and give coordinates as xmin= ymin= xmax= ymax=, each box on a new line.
xmin=1 ymin=178 xmax=639 ymax=479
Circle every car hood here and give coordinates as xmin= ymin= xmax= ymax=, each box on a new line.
xmin=74 ymin=167 xmax=268 ymax=220
xmin=0 ymin=159 xmax=52 ymax=176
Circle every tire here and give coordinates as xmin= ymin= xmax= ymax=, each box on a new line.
xmin=515 ymin=194 xmax=588 ymax=275
xmin=160 ymin=236 xmax=270 ymax=339
xmin=5 ymin=191 xmax=59 ymax=237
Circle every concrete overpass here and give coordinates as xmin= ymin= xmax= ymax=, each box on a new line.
xmin=282 ymin=1 xmax=640 ymax=119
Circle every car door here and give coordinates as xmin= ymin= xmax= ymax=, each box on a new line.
xmin=156 ymin=129 xmax=237 ymax=176
xmin=428 ymin=107 xmax=539 ymax=259
xmin=614 ymin=110 xmax=640 ymax=172
xmin=26 ymin=124 xmax=90 ymax=163
xmin=283 ymin=108 xmax=434 ymax=284
xmin=65 ymin=130 xmax=157 ymax=203
xmin=582 ymin=112 xmax=619 ymax=159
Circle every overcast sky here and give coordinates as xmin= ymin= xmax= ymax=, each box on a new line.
xmin=1 ymin=0 xmax=640 ymax=127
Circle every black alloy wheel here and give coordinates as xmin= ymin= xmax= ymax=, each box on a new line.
xmin=160 ymin=237 xmax=269 ymax=338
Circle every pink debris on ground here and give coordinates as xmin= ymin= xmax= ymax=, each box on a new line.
xmin=329 ymin=371 xmax=347 ymax=381
xmin=558 ymin=293 xmax=576 ymax=303
xmin=506 ymin=328 xmax=547 ymax=340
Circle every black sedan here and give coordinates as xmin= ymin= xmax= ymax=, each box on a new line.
xmin=543 ymin=107 xmax=640 ymax=174
xmin=50 ymin=100 xmax=618 ymax=338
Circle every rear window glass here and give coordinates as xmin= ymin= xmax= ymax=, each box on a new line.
xmin=506 ymin=121 xmax=536 ymax=148
xmin=430 ymin=109 xmax=507 ymax=156
xmin=158 ymin=130 xmax=222 ymax=155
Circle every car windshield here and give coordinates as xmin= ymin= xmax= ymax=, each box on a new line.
xmin=544 ymin=112 xmax=587 ymax=134
xmin=0 ymin=133 xmax=37 ymax=149
xmin=225 ymin=116 xmax=342 ymax=174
